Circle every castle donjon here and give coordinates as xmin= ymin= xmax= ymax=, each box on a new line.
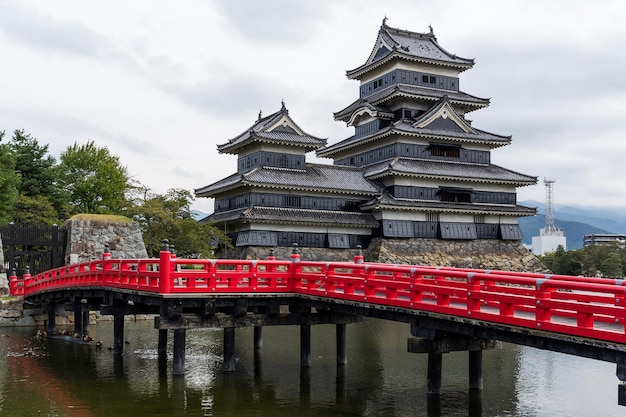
xmin=196 ymin=20 xmax=541 ymax=270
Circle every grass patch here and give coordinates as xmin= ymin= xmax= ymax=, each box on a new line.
xmin=66 ymin=213 xmax=133 ymax=223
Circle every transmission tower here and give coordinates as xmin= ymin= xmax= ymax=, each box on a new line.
xmin=542 ymin=178 xmax=559 ymax=236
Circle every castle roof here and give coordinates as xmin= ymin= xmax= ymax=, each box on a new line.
xmin=217 ymin=102 xmax=327 ymax=154
xmin=363 ymin=157 xmax=537 ymax=186
xmin=346 ymin=19 xmax=474 ymax=80
xmin=318 ymin=111 xmax=511 ymax=159
xmin=334 ymin=85 xmax=489 ymax=123
xmin=207 ymin=206 xmax=379 ymax=228
xmin=195 ymin=164 xmax=383 ymax=197
xmin=360 ymin=192 xmax=537 ymax=216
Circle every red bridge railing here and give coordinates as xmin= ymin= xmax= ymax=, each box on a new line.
xmin=9 ymin=248 xmax=626 ymax=344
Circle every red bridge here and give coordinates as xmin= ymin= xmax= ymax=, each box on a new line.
xmin=9 ymin=243 xmax=626 ymax=405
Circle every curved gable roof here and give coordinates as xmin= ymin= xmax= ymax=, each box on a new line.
xmin=347 ymin=19 xmax=474 ymax=80
xmin=217 ymin=102 xmax=327 ymax=154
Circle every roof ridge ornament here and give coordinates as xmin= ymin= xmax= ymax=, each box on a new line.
xmin=258 ymin=109 xmax=262 ymax=121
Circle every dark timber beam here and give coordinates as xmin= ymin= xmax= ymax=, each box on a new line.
xmin=155 ymin=312 xmax=363 ymax=330
xmin=300 ymin=325 xmax=311 ymax=367
xmin=223 ymin=327 xmax=236 ymax=372
xmin=173 ymin=329 xmax=186 ymax=375
xmin=336 ymin=323 xmax=347 ymax=365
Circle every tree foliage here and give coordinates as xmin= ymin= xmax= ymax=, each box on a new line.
xmin=55 ymin=140 xmax=129 ymax=215
xmin=538 ymin=243 xmax=626 ymax=278
xmin=8 ymin=129 xmax=57 ymax=197
xmin=1 ymin=129 xmax=227 ymax=259
xmin=0 ymin=130 xmax=20 ymax=223
xmin=128 ymin=187 xmax=230 ymax=258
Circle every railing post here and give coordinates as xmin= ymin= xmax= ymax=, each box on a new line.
xmin=290 ymin=243 xmax=300 ymax=262
xmin=102 ymin=243 xmax=112 ymax=285
xmin=159 ymin=239 xmax=172 ymax=294
xmin=535 ymin=279 xmax=552 ymax=327
xmin=467 ymin=273 xmax=482 ymax=313
xmin=354 ymin=245 xmax=364 ymax=264
xmin=9 ymin=268 xmax=20 ymax=296
xmin=21 ymin=267 xmax=31 ymax=297
xmin=290 ymin=243 xmax=300 ymax=291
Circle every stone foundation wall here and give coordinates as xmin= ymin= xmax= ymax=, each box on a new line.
xmin=64 ymin=216 xmax=147 ymax=264
xmin=365 ymin=238 xmax=546 ymax=272
xmin=225 ymin=238 xmax=546 ymax=273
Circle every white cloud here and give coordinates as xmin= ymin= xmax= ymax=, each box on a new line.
xmin=1 ymin=0 xmax=625 ymax=214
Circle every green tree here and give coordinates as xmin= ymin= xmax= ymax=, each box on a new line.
xmin=0 ymin=130 xmax=20 ymax=223
xmin=6 ymin=129 xmax=64 ymax=223
xmin=128 ymin=188 xmax=230 ymax=258
xmin=11 ymin=194 xmax=59 ymax=225
xmin=8 ymin=130 xmax=56 ymax=197
xmin=55 ymin=140 xmax=129 ymax=214
xmin=600 ymin=252 xmax=622 ymax=278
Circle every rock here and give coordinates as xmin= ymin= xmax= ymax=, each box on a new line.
xmin=14 ymin=316 xmax=36 ymax=327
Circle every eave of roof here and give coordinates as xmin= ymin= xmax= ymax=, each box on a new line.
xmin=334 ymin=85 xmax=489 ymax=122
xmin=362 ymin=157 xmax=537 ymax=186
xmin=206 ymin=206 xmax=380 ymax=228
xmin=360 ymin=193 xmax=537 ymax=217
xmin=195 ymin=164 xmax=383 ymax=198
xmin=316 ymin=122 xmax=511 ymax=159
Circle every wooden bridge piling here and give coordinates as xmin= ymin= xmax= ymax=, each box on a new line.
xmin=336 ymin=323 xmax=347 ymax=365
xmin=254 ymin=325 xmax=263 ymax=349
xmin=173 ymin=329 xmax=186 ymax=375
xmin=300 ymin=325 xmax=311 ymax=367
xmin=223 ymin=327 xmax=236 ymax=372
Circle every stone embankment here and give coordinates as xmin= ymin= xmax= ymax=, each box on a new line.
xmin=231 ymin=238 xmax=547 ymax=273
xmin=0 ymin=297 xmax=152 ymax=328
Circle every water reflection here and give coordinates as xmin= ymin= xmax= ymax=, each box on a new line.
xmin=0 ymin=319 xmax=623 ymax=416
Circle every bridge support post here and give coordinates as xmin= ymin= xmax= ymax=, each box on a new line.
xmin=469 ymin=350 xmax=483 ymax=390
xmin=427 ymin=352 xmax=443 ymax=396
xmin=158 ymin=302 xmax=168 ymax=358
xmin=82 ymin=310 xmax=90 ymax=335
xmin=172 ymin=329 xmax=186 ymax=375
xmin=300 ymin=325 xmax=311 ymax=367
xmin=254 ymin=325 xmax=263 ymax=349
xmin=46 ymin=306 xmax=56 ymax=334
xmin=113 ymin=313 xmax=124 ymax=355
xmin=336 ymin=323 xmax=347 ymax=365
xmin=224 ymin=327 xmax=236 ymax=372
xmin=73 ymin=303 xmax=84 ymax=336
xmin=617 ymin=359 xmax=626 ymax=406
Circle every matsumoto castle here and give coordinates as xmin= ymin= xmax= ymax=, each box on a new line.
xmin=196 ymin=20 xmax=538 ymax=262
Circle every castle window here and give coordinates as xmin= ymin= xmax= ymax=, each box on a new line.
xmin=429 ymin=76 xmax=436 ymax=84
xmin=280 ymin=155 xmax=288 ymax=167
xmin=438 ymin=187 xmax=472 ymax=203
xmin=429 ymin=144 xmax=460 ymax=158
xmin=283 ymin=195 xmax=301 ymax=208
xmin=474 ymin=215 xmax=486 ymax=224
xmin=422 ymin=75 xmax=428 ymax=83
xmin=426 ymin=213 xmax=439 ymax=222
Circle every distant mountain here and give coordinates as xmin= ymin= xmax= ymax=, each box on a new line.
xmin=191 ymin=210 xmax=208 ymax=221
xmin=519 ymin=200 xmax=624 ymax=250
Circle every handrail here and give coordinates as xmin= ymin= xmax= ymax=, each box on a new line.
xmin=9 ymin=249 xmax=626 ymax=344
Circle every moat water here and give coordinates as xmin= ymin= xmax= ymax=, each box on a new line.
xmin=0 ymin=319 xmax=623 ymax=416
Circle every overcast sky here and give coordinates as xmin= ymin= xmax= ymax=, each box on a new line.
xmin=1 ymin=0 xmax=625 ymax=214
